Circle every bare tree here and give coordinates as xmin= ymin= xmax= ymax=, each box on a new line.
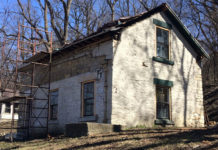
xmin=116 ymin=0 xmax=142 ymax=17
xmin=106 ymin=0 xmax=118 ymax=21
xmin=138 ymin=0 xmax=161 ymax=11
xmin=17 ymin=0 xmax=73 ymax=48
xmin=189 ymin=0 xmax=218 ymax=52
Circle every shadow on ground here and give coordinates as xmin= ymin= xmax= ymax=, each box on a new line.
xmin=61 ymin=127 xmax=218 ymax=150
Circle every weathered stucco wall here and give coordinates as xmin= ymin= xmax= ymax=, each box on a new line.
xmin=30 ymin=39 xmax=113 ymax=136
xmin=111 ymin=12 xmax=204 ymax=127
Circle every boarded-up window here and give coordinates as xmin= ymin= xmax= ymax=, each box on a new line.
xmin=83 ymin=81 xmax=94 ymax=116
xmin=156 ymin=27 xmax=169 ymax=59
xmin=50 ymin=90 xmax=58 ymax=120
xmin=156 ymin=86 xmax=170 ymax=119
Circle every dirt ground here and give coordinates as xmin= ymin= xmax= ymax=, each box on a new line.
xmin=0 ymin=127 xmax=217 ymax=150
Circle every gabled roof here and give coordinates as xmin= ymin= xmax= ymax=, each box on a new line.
xmin=55 ymin=3 xmax=209 ymax=59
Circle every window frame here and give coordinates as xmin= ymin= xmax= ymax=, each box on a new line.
xmin=155 ymin=26 xmax=171 ymax=60
xmin=81 ymin=80 xmax=95 ymax=117
xmin=49 ymin=89 xmax=59 ymax=120
xmin=155 ymin=85 xmax=172 ymax=120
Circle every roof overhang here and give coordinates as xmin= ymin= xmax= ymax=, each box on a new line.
xmin=163 ymin=4 xmax=210 ymax=59
xmin=115 ymin=3 xmax=209 ymax=59
xmin=23 ymin=3 xmax=210 ymax=62
xmin=52 ymin=27 xmax=121 ymax=56
xmin=0 ymin=96 xmax=26 ymax=103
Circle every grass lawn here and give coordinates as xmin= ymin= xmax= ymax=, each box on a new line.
xmin=0 ymin=127 xmax=217 ymax=150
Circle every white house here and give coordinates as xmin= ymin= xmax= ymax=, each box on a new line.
xmin=2 ymin=3 xmax=209 ymax=136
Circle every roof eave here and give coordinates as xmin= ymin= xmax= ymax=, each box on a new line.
xmin=51 ymin=3 xmax=210 ymax=60
xmin=53 ymin=27 xmax=122 ymax=55
xmin=164 ymin=4 xmax=210 ymax=59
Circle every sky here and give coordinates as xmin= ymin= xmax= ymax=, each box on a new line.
xmin=0 ymin=0 xmax=39 ymax=15
xmin=0 ymin=0 xmax=17 ymax=9
xmin=0 ymin=0 xmax=17 ymax=26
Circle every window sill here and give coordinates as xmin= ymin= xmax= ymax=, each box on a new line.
xmin=154 ymin=119 xmax=174 ymax=125
xmin=80 ymin=115 xmax=98 ymax=122
xmin=152 ymin=57 xmax=174 ymax=65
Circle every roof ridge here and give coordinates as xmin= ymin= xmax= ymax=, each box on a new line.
xmin=56 ymin=3 xmax=209 ymax=59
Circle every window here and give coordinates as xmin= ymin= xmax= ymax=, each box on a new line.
xmin=50 ymin=90 xmax=58 ymax=120
xmin=5 ymin=102 xmax=11 ymax=113
xmin=156 ymin=27 xmax=169 ymax=59
xmin=82 ymin=81 xmax=94 ymax=116
xmin=14 ymin=103 xmax=19 ymax=113
xmin=156 ymin=86 xmax=170 ymax=119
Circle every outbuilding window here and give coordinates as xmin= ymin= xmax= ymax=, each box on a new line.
xmin=14 ymin=103 xmax=19 ymax=113
xmin=5 ymin=102 xmax=11 ymax=113
xmin=156 ymin=86 xmax=170 ymax=119
xmin=156 ymin=27 xmax=169 ymax=59
xmin=50 ymin=90 xmax=58 ymax=120
xmin=82 ymin=81 xmax=94 ymax=116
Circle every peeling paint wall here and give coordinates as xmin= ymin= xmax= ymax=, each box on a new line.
xmin=111 ymin=12 xmax=204 ymax=127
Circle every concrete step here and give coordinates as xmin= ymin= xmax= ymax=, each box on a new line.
xmin=65 ymin=122 xmax=122 ymax=137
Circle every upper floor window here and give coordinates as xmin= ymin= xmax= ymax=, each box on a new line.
xmin=82 ymin=81 xmax=94 ymax=116
xmin=156 ymin=27 xmax=169 ymax=59
xmin=50 ymin=90 xmax=58 ymax=120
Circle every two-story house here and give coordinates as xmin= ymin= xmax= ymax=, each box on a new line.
xmin=17 ymin=3 xmax=209 ymax=136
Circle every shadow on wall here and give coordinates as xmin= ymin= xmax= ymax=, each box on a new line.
xmin=111 ymin=15 xmax=201 ymax=127
xmin=112 ymin=20 xmax=156 ymax=126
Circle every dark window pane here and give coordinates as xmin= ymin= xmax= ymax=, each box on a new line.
xmin=50 ymin=91 xmax=58 ymax=105
xmin=84 ymin=104 xmax=93 ymax=116
xmin=157 ymin=87 xmax=169 ymax=103
xmin=83 ymin=82 xmax=94 ymax=116
xmin=156 ymin=28 xmax=169 ymax=59
xmin=51 ymin=105 xmax=58 ymax=119
xmin=14 ymin=103 xmax=19 ymax=113
xmin=5 ymin=103 xmax=11 ymax=113
xmin=157 ymin=103 xmax=169 ymax=119
xmin=157 ymin=28 xmax=169 ymax=44
xmin=156 ymin=86 xmax=170 ymax=119
xmin=85 ymin=99 xmax=94 ymax=105
xmin=50 ymin=90 xmax=58 ymax=120
xmin=84 ymin=82 xmax=94 ymax=99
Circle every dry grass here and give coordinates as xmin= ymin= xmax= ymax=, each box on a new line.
xmin=0 ymin=127 xmax=218 ymax=150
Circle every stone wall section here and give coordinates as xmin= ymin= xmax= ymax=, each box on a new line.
xmin=30 ymin=39 xmax=113 ymax=135
xmin=111 ymin=12 xmax=204 ymax=127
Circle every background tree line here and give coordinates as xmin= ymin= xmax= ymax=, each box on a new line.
xmin=0 ymin=0 xmax=217 ymax=121
xmin=0 ymin=0 xmax=216 ymax=52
